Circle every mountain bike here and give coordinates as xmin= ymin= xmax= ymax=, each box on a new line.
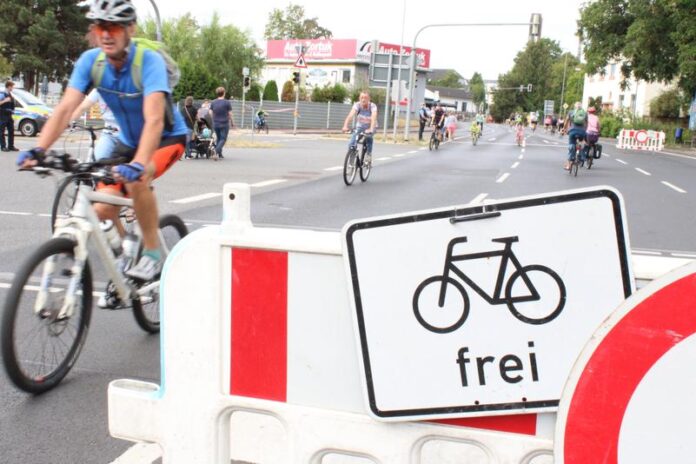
xmin=429 ymin=126 xmax=441 ymax=151
xmin=1 ymin=152 xmax=188 ymax=393
xmin=568 ymin=139 xmax=587 ymax=176
xmin=343 ymin=129 xmax=372 ymax=186
xmin=471 ymin=130 xmax=480 ymax=146
xmin=51 ymin=122 xmax=118 ymax=231
xmin=413 ymin=236 xmax=566 ymax=334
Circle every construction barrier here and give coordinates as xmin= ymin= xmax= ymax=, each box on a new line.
xmin=616 ymin=128 xmax=665 ymax=152
xmin=107 ymin=184 xmax=691 ymax=463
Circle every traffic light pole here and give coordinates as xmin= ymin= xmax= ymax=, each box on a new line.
xmin=293 ymin=82 xmax=299 ymax=135
xmin=403 ymin=19 xmax=537 ymax=141
xmin=241 ymin=89 xmax=247 ymax=129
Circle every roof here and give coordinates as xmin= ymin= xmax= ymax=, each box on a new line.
xmin=427 ymin=68 xmax=467 ymax=86
xmin=427 ymin=85 xmax=473 ymax=100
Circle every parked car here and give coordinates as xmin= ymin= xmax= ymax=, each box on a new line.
xmin=0 ymin=87 xmax=52 ymax=137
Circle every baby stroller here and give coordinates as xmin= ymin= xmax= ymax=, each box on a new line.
xmin=192 ymin=120 xmax=218 ymax=160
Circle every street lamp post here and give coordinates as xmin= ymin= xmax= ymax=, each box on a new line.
xmin=560 ymin=54 xmax=568 ymax=118
xmin=392 ymin=0 xmax=407 ymax=142
xmin=404 ymin=20 xmax=535 ymax=140
xmin=147 ymin=0 xmax=162 ymax=41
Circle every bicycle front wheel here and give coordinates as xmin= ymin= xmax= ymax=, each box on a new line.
xmin=359 ymin=149 xmax=371 ymax=182
xmin=131 ymin=215 xmax=189 ymax=334
xmin=343 ymin=148 xmax=358 ymax=185
xmin=1 ymin=238 xmax=92 ymax=393
xmin=505 ymin=265 xmax=566 ymax=325
xmin=50 ymin=174 xmax=94 ymax=232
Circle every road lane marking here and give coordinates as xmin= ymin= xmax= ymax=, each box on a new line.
xmin=635 ymin=168 xmax=651 ymax=176
xmin=616 ymin=159 xmax=628 ymax=165
xmin=521 ymin=148 xmax=525 ymax=153
xmin=393 ymin=153 xmax=406 ymax=158
xmin=470 ymin=193 xmax=488 ymax=204
xmin=0 ymin=210 xmax=32 ymax=216
xmin=632 ymin=250 xmax=662 ymax=256
xmin=376 ymin=157 xmax=390 ymax=161
xmin=251 ymin=179 xmax=287 ymax=188
xmin=661 ymin=181 xmax=687 ymax=193
xmin=110 ymin=443 xmax=162 ymax=464
xmin=496 ymin=173 xmax=510 ymax=183
xmin=511 ymin=162 xmax=520 ymax=169
xmin=170 ymin=193 xmax=221 ymax=204
xmin=543 ymin=140 xmax=549 ymax=144
xmin=672 ymin=253 xmax=696 ymax=258
xmin=518 ymin=154 xmax=524 ymax=160
xmin=408 ymin=150 xmax=419 ymax=154
xmin=324 ymin=166 xmax=343 ymax=171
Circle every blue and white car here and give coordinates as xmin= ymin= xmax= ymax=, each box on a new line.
xmin=0 ymin=87 xmax=52 ymax=137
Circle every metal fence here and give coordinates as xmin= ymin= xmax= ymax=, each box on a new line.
xmin=179 ymin=99 xmax=399 ymax=131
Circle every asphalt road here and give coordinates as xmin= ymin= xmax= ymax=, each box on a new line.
xmin=1 ymin=124 xmax=695 ymax=463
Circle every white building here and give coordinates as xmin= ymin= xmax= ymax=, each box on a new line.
xmin=582 ymin=61 xmax=673 ymax=117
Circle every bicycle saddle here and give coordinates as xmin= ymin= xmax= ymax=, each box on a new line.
xmin=491 ymin=236 xmax=519 ymax=244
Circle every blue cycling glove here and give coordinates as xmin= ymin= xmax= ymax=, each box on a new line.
xmin=113 ymin=162 xmax=145 ymax=182
xmin=16 ymin=148 xmax=45 ymax=166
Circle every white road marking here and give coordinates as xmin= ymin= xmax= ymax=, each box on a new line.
xmin=170 ymin=192 xmax=221 ymax=204
xmin=616 ymin=159 xmax=628 ymax=165
xmin=635 ymin=168 xmax=651 ymax=176
xmin=604 ymin=153 xmax=610 ymax=157
xmin=518 ymin=154 xmax=524 ymax=160
xmin=393 ymin=153 xmax=406 ymax=158
xmin=521 ymin=148 xmax=525 ymax=153
xmin=419 ymin=147 xmax=428 ymax=150
xmin=37 ymin=213 xmax=53 ymax=218
xmin=511 ymin=162 xmax=520 ymax=169
xmin=251 ymin=179 xmax=287 ymax=188
xmin=470 ymin=193 xmax=488 ymax=204
xmin=661 ymin=181 xmax=687 ymax=193
xmin=496 ymin=173 xmax=510 ymax=183
xmin=324 ymin=166 xmax=344 ymax=171
xmin=376 ymin=156 xmax=390 ymax=161
xmin=672 ymin=253 xmax=696 ymax=258
xmin=0 ymin=210 xmax=32 ymax=216
xmin=110 ymin=443 xmax=162 ymax=464
xmin=632 ymin=250 xmax=662 ymax=256
xmin=488 ymin=138 xmax=496 ymax=142
xmin=408 ymin=150 xmax=419 ymax=154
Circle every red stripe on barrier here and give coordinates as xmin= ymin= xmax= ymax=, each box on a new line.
xmin=433 ymin=414 xmax=537 ymax=435
xmin=230 ymin=248 xmax=288 ymax=401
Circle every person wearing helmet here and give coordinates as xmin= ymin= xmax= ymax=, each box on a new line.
xmin=17 ymin=0 xmax=189 ymax=285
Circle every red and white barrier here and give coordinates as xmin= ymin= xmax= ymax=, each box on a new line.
xmin=107 ymin=183 xmax=692 ymax=463
xmin=616 ymin=128 xmax=665 ymax=151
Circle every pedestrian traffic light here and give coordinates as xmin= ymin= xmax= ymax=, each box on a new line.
xmin=243 ymin=76 xmax=250 ymax=89
xmin=292 ymin=71 xmax=300 ymax=84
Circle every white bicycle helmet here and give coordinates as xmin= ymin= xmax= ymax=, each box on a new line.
xmin=87 ymin=0 xmax=137 ymax=24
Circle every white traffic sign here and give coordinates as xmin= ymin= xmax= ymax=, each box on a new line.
xmin=343 ymin=187 xmax=633 ymax=421
xmin=555 ymin=260 xmax=696 ymax=464
xmin=294 ymin=54 xmax=307 ymax=68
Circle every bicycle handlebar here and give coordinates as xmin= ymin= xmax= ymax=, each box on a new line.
xmin=23 ymin=151 xmax=129 ymax=184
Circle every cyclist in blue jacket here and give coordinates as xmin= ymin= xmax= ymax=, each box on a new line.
xmin=18 ymin=0 xmax=189 ymax=283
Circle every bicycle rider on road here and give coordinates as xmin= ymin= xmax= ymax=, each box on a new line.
xmin=431 ymin=103 xmax=446 ymax=141
xmin=17 ymin=0 xmax=189 ymax=283
xmin=564 ymin=101 xmax=587 ymax=170
xmin=342 ymin=91 xmax=377 ymax=164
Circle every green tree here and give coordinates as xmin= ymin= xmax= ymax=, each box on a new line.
xmin=263 ymin=80 xmax=279 ymax=102
xmin=429 ymin=70 xmax=464 ymax=88
xmin=650 ymin=89 xmax=687 ymax=118
xmin=138 ymin=14 xmax=201 ymax=65
xmin=579 ymin=0 xmax=696 ymax=96
xmin=469 ymin=72 xmax=486 ymax=110
xmin=264 ymin=4 xmax=332 ymax=40
xmin=174 ymin=60 xmax=217 ymax=101
xmin=311 ymin=83 xmax=349 ymax=103
xmin=0 ymin=0 xmax=89 ymax=92
xmin=247 ymin=82 xmax=263 ymax=102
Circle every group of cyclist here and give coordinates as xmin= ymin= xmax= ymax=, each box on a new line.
xmin=562 ymin=101 xmax=601 ymax=170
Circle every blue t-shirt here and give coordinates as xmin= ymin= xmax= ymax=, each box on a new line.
xmin=210 ymin=98 xmax=232 ymax=128
xmin=68 ymin=43 xmax=188 ymax=148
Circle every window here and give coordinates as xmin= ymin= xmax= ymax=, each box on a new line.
xmin=342 ymin=70 xmax=351 ymax=83
xmin=609 ymin=63 xmax=617 ymax=79
xmin=618 ymin=95 xmax=624 ymax=107
xmin=631 ymin=94 xmax=637 ymax=114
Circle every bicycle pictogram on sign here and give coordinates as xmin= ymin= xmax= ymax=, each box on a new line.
xmin=412 ymin=235 xmax=567 ymax=333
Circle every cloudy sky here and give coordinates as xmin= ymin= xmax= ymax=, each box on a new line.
xmin=131 ymin=0 xmax=587 ymax=80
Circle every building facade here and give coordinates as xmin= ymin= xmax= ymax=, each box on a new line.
xmin=582 ymin=61 xmax=674 ymax=117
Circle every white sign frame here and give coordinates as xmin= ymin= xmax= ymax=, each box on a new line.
xmin=343 ymin=187 xmax=634 ymax=421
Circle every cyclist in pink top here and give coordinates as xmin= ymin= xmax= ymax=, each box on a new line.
xmin=586 ymin=107 xmax=601 ymax=144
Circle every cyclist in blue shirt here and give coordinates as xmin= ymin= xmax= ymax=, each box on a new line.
xmin=18 ymin=0 xmax=189 ymax=282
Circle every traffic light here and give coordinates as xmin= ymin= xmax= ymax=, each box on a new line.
xmin=292 ymin=71 xmax=300 ymax=84
xmin=527 ymin=84 xmax=533 ymax=92
xmin=243 ymin=76 xmax=250 ymax=89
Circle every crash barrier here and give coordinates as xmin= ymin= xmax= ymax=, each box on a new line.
xmin=616 ymin=128 xmax=665 ymax=152
xmin=108 ymin=184 xmax=691 ymax=463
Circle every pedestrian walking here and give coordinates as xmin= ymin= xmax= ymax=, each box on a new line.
xmin=210 ymin=87 xmax=235 ymax=159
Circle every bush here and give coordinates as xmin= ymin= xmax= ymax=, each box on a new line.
xmin=311 ymin=83 xmax=349 ymax=103
xmin=263 ymin=80 xmax=279 ymax=102
xmin=281 ymin=80 xmax=294 ymax=102
xmin=599 ymin=109 xmax=692 ymax=145
xmin=246 ymin=82 xmax=263 ymax=102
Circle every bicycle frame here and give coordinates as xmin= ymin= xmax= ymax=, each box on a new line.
xmin=438 ymin=238 xmax=540 ymax=306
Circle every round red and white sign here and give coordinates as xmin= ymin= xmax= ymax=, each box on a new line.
xmin=635 ymin=130 xmax=649 ymax=144
xmin=555 ymin=261 xmax=696 ymax=463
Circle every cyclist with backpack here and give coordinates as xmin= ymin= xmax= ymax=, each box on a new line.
xmin=563 ymin=102 xmax=587 ymax=170
xmin=17 ymin=0 xmax=189 ymax=283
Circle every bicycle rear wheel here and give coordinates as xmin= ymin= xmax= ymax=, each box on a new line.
xmin=50 ymin=174 xmax=94 ymax=232
xmin=343 ymin=148 xmax=358 ymax=185
xmin=429 ymin=134 xmax=435 ymax=151
xmin=359 ymin=148 xmax=371 ymax=182
xmin=1 ymin=237 xmax=92 ymax=393
xmin=131 ymin=215 xmax=189 ymax=334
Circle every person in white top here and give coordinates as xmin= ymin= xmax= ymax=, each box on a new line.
xmin=70 ymin=88 xmax=120 ymax=160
